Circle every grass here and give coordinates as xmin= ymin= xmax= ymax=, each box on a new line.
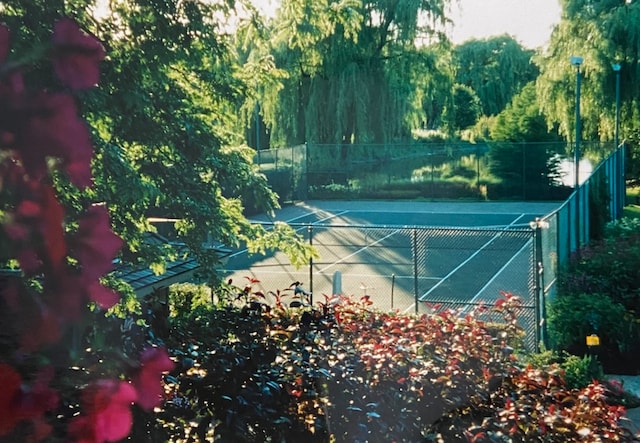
xmin=625 ymin=186 xmax=640 ymax=219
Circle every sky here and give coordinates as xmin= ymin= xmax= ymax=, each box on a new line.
xmin=252 ymin=0 xmax=563 ymax=49
xmin=449 ymin=0 xmax=562 ymax=48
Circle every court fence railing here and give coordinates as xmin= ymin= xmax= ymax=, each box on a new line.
xmin=254 ymin=141 xmax=618 ymax=203
xmin=222 ymin=221 xmax=540 ymax=351
xmin=536 ymin=143 xmax=626 ymax=347
xmin=239 ymin=144 xmax=626 ymax=352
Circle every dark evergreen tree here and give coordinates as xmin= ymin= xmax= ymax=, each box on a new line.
xmin=446 ymin=83 xmax=482 ymax=132
xmin=489 ymin=83 xmax=564 ymax=199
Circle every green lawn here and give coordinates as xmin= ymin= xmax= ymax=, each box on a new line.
xmin=624 ymin=205 xmax=640 ymax=219
xmin=625 ymin=186 xmax=640 ymax=219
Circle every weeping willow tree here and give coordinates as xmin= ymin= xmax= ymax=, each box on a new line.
xmin=453 ymin=35 xmax=538 ymax=117
xmin=247 ymin=0 xmax=451 ymax=146
xmin=536 ymin=0 xmax=640 ymax=143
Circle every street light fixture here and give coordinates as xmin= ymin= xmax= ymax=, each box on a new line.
xmin=570 ymin=56 xmax=583 ymax=190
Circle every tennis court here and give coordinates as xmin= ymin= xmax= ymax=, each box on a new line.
xmin=220 ymin=200 xmax=560 ymax=319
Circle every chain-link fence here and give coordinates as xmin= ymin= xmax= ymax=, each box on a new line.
xmin=255 ymin=144 xmax=307 ymax=202
xmin=221 ymin=223 xmax=539 ymax=350
xmin=537 ymin=144 xmax=627 ymax=346
xmin=242 ymin=144 xmax=627 ymax=352
xmin=255 ymin=141 xmax=618 ymax=203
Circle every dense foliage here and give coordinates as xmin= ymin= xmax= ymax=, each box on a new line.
xmin=149 ymin=285 xmax=636 ymax=442
xmin=549 ymin=217 xmax=640 ymax=373
xmin=0 ymin=19 xmax=173 ymax=442
xmin=447 ymin=83 xmax=482 ymax=132
xmin=251 ymin=0 xmax=451 ymax=145
xmin=453 ymin=35 xmax=538 ymax=117
xmin=2 ymin=2 xmax=640 ymax=441
xmin=1 ymin=0 xmax=314 ymax=285
xmin=482 ymin=83 xmax=565 ymax=199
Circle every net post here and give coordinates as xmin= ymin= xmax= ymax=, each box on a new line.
xmin=391 ymin=273 xmax=395 ymax=310
xmin=332 ymin=271 xmax=342 ymax=296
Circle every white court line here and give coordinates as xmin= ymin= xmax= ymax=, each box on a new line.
xmin=460 ymin=237 xmax=534 ymax=314
xmin=403 ymin=213 xmax=529 ymax=314
xmin=226 ymin=210 xmax=350 ymax=259
xmin=224 ymin=269 xmax=435 ymax=279
xmin=286 ymin=210 xmax=350 ymax=225
xmin=317 ymin=230 xmax=401 ymax=274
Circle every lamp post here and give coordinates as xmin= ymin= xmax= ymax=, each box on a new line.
xmin=612 ymin=63 xmax=623 ymax=212
xmin=570 ymin=56 xmax=583 ymax=249
xmin=570 ymin=56 xmax=583 ymax=189
xmin=612 ymin=63 xmax=621 ymax=148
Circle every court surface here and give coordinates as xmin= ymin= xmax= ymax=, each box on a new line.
xmin=221 ymin=200 xmax=561 ymax=314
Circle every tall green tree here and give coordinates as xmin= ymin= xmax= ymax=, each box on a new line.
xmin=453 ymin=35 xmax=538 ymax=117
xmin=444 ymin=83 xmax=481 ymax=132
xmin=417 ymin=44 xmax=454 ymax=130
xmin=536 ymin=0 xmax=640 ymax=144
xmin=254 ymin=0 xmax=451 ymax=146
xmin=490 ymin=83 xmax=558 ymax=142
xmin=488 ymin=82 xmax=563 ymax=197
xmin=2 ymin=0 xmax=313 ymax=284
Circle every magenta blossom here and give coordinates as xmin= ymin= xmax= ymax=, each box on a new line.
xmin=71 ymin=205 xmax=123 ymax=286
xmin=0 ymin=364 xmax=59 ymax=440
xmin=1 ymin=91 xmax=94 ymax=187
xmin=0 ymin=24 xmax=9 ymax=63
xmin=51 ymin=18 xmax=105 ymax=90
xmin=68 ymin=380 xmax=137 ymax=443
xmin=131 ymin=347 xmax=175 ymax=410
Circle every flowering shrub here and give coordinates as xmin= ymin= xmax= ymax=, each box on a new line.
xmin=0 ymin=19 xmax=173 ymax=441
xmin=158 ymin=284 xmax=636 ymax=442
xmin=552 ymin=231 xmax=640 ymax=372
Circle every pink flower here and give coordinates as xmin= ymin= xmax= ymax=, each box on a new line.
xmin=16 ymin=248 xmax=42 ymax=275
xmin=71 ymin=205 xmax=123 ymax=284
xmin=86 ymin=280 xmax=120 ymax=310
xmin=0 ymin=24 xmax=9 ymax=63
xmin=39 ymin=184 xmax=66 ymax=270
xmin=2 ymin=91 xmax=94 ymax=187
xmin=51 ymin=18 xmax=105 ymax=90
xmin=0 ymin=363 xmax=23 ymax=436
xmin=68 ymin=380 xmax=137 ymax=443
xmin=0 ymin=364 xmax=59 ymax=439
xmin=131 ymin=347 xmax=175 ymax=410
xmin=19 ymin=302 xmax=62 ymax=352
xmin=3 ymin=183 xmax=66 ymax=274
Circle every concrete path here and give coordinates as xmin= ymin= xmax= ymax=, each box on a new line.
xmin=607 ymin=375 xmax=640 ymax=437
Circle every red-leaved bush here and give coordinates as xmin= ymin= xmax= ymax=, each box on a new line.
xmin=157 ymin=284 xmax=638 ymax=442
xmin=0 ymin=19 xmax=173 ymax=442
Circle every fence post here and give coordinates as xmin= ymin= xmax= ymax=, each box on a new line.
xmin=412 ymin=229 xmax=419 ymax=314
xmin=522 ymin=143 xmax=526 ymax=200
xmin=291 ymin=146 xmax=295 ymax=202
xmin=305 ymin=142 xmax=309 ymax=200
xmin=531 ymin=218 xmax=548 ymax=352
xmin=308 ymin=224 xmax=313 ymax=305
xmin=476 ymin=144 xmax=480 ymax=190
